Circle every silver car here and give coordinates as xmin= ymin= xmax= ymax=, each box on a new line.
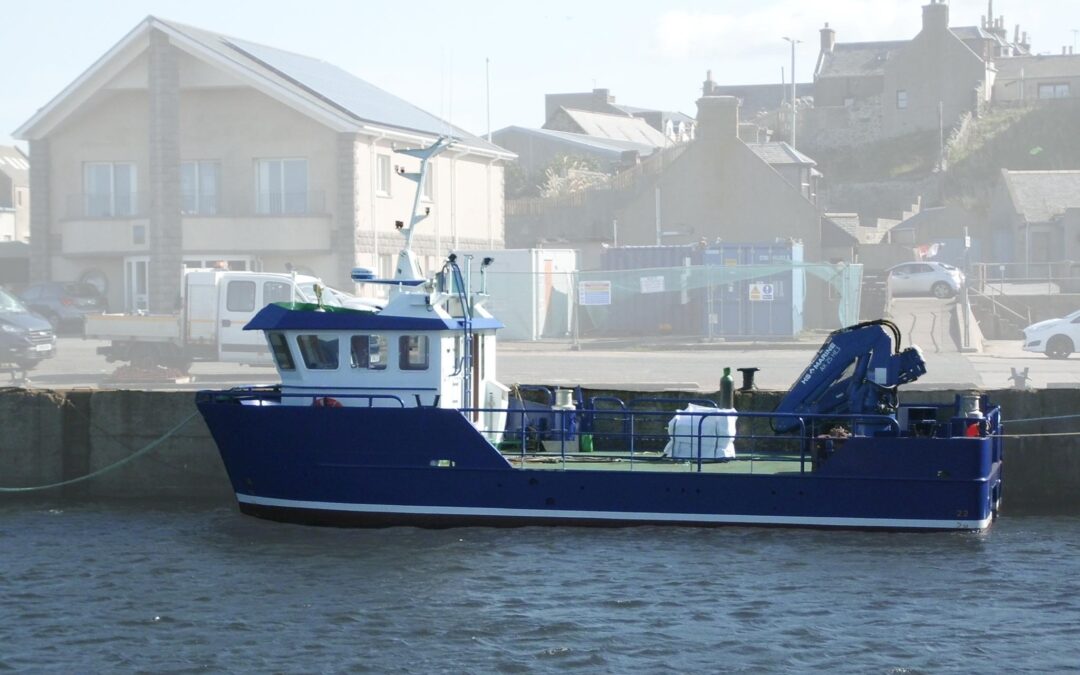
xmin=887 ymin=262 xmax=964 ymax=299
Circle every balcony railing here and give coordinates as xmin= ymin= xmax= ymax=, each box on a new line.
xmin=64 ymin=190 xmax=327 ymax=220
xmin=65 ymin=192 xmax=148 ymax=220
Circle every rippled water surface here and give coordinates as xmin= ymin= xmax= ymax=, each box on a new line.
xmin=2 ymin=502 xmax=1079 ymax=673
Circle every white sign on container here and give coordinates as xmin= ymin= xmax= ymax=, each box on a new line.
xmin=640 ymin=275 xmax=665 ymax=294
xmin=748 ymin=282 xmax=774 ymax=302
xmin=578 ymin=280 xmax=612 ymax=306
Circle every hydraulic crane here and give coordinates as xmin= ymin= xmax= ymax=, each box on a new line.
xmin=772 ymin=320 xmax=926 ymax=433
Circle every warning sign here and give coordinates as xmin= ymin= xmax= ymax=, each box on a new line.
xmin=579 ymin=280 xmax=612 ymax=306
xmin=639 ymin=275 xmax=665 ymax=294
xmin=748 ymin=282 xmax=774 ymax=302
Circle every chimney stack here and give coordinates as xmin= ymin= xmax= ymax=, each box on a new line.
xmin=702 ymin=69 xmax=717 ymax=96
xmin=922 ymin=0 xmax=949 ymax=34
xmin=696 ymin=96 xmax=739 ymax=145
xmin=820 ymin=22 xmax=836 ymax=54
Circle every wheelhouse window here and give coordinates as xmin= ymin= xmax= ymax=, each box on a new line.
xmin=181 ymin=160 xmax=220 ymax=215
xmin=256 ymin=158 xmax=308 ymax=214
xmin=84 ymin=162 xmax=136 ymax=217
xmin=376 ymin=154 xmax=392 ymax=197
xmin=350 ymin=335 xmax=388 ymax=370
xmin=297 ymin=334 xmax=340 ymax=370
xmin=896 ymin=89 xmax=908 ymax=109
xmin=268 ymin=332 xmax=295 ymax=370
xmin=399 ymin=335 xmax=429 ymax=371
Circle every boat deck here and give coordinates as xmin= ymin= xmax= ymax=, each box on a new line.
xmin=500 ymin=451 xmax=806 ymax=475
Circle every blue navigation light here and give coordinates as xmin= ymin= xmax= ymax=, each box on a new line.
xmin=351 ymin=267 xmax=376 ymax=282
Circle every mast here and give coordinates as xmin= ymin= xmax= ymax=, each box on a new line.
xmin=394 ymin=136 xmax=454 ymax=282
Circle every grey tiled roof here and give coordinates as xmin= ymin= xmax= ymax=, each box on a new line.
xmin=746 ymin=142 xmax=816 ymax=166
xmin=555 ymin=108 xmax=671 ymax=147
xmin=159 ymin=18 xmax=504 ymax=154
xmin=995 ymin=54 xmax=1080 ymax=79
xmin=492 ymin=126 xmax=657 ymax=158
xmin=1004 ymin=170 xmax=1080 ymax=223
xmin=817 ymin=41 xmax=908 ymax=79
xmin=614 ymin=105 xmax=695 ymax=125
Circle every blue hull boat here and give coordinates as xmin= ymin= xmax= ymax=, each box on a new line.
xmin=196 ymin=393 xmax=1003 ymax=531
xmin=195 ymin=138 xmax=1004 ymax=532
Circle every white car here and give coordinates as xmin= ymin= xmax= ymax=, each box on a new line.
xmin=1022 ymin=309 xmax=1080 ymax=359
xmin=887 ymin=261 xmax=965 ymax=299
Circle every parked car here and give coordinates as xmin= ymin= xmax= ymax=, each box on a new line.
xmin=17 ymin=281 xmax=108 ymax=330
xmin=0 ymin=286 xmax=57 ymax=371
xmin=886 ymin=262 xmax=964 ymax=299
xmin=1022 ymin=309 xmax=1080 ymax=359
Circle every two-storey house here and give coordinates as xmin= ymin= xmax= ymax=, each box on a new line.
xmin=14 ymin=17 xmax=513 ymax=313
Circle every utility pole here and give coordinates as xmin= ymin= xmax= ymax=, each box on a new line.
xmin=485 ymin=57 xmax=491 ymax=143
xmin=782 ymin=37 xmax=802 ymax=149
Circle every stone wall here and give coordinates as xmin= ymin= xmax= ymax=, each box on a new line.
xmin=1 ymin=387 xmax=1077 ymax=511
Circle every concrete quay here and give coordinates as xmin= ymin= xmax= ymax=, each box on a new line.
xmin=1 ymin=387 xmax=1078 ymax=512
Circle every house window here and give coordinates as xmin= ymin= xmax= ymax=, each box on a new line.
xmin=182 ymin=256 xmax=252 ymax=271
xmin=1038 ymin=83 xmax=1070 ymax=99
xmin=84 ymin=162 xmax=136 ymax=217
xmin=896 ymin=90 xmax=908 ymax=109
xmin=377 ymin=154 xmax=392 ymax=197
xmin=844 ymin=97 xmax=855 ymax=108
xmin=297 ymin=334 xmax=340 ymax=370
xmin=421 ymin=164 xmax=434 ymax=201
xmin=398 ymin=335 xmax=429 ymax=370
xmin=350 ymin=335 xmax=388 ymax=370
xmin=181 ymin=160 xmax=220 ymax=215
xmin=268 ymin=332 xmax=295 ymax=370
xmin=256 ymin=158 xmax=308 ymax=214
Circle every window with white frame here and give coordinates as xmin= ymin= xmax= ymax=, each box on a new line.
xmin=182 ymin=256 xmax=252 ymax=271
xmin=256 ymin=158 xmax=308 ymax=214
xmin=181 ymin=160 xmax=220 ymax=215
xmin=376 ymin=154 xmax=392 ymax=197
xmin=421 ymin=164 xmax=434 ymax=201
xmin=84 ymin=162 xmax=136 ymax=217
xmin=896 ymin=90 xmax=908 ymax=109
xmin=1038 ymin=83 xmax=1070 ymax=99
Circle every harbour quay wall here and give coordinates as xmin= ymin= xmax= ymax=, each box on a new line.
xmin=0 ymin=388 xmax=1077 ymax=511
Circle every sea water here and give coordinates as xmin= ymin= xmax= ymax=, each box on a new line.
xmin=1 ymin=501 xmax=1078 ymax=672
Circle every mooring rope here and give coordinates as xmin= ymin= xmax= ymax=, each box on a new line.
xmin=1002 ymin=413 xmax=1080 ymax=424
xmin=0 ymin=411 xmax=199 ymax=493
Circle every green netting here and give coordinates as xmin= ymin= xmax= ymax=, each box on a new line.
xmin=574 ymin=263 xmax=862 ymax=336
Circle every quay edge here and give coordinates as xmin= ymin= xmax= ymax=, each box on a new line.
xmin=0 ymin=388 xmax=1077 ymax=512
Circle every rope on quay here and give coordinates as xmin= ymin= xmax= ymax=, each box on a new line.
xmin=996 ymin=431 xmax=1080 ymax=438
xmin=0 ymin=411 xmax=199 ymax=493
xmin=1003 ymin=413 xmax=1080 ymax=424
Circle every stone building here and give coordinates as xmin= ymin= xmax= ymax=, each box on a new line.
xmin=14 ymin=17 xmax=512 ymax=313
xmin=806 ymin=1 xmax=1036 ymax=147
xmin=989 ymin=169 xmax=1080 ymax=264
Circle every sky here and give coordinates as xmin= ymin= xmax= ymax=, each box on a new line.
xmin=2 ymin=0 xmax=1079 ymax=148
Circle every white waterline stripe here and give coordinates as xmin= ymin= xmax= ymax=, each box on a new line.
xmin=236 ymin=494 xmax=991 ymax=530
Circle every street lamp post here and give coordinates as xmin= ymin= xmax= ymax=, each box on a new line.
xmin=782 ymin=37 xmax=802 ymax=149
